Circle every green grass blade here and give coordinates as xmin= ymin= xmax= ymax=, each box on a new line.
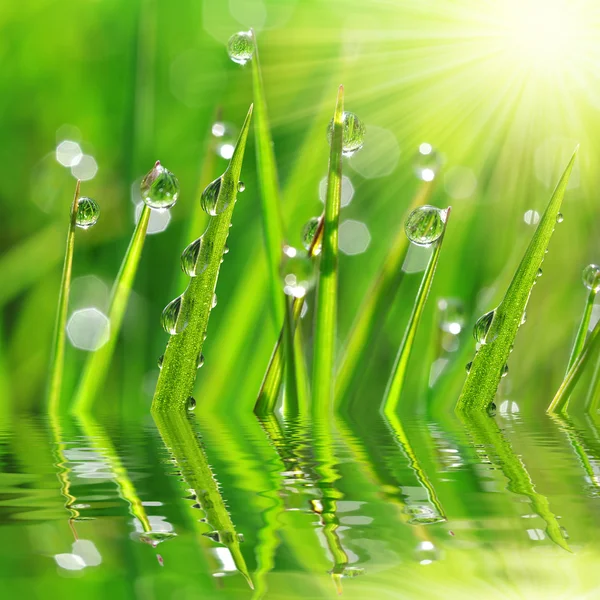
xmin=153 ymin=409 xmax=253 ymax=589
xmin=311 ymin=86 xmax=344 ymax=420
xmin=383 ymin=207 xmax=451 ymax=417
xmin=336 ymin=181 xmax=434 ymax=408
xmin=586 ymin=357 xmax=600 ymax=413
xmin=254 ymin=217 xmax=324 ymax=416
xmin=567 ymin=286 xmax=598 ymax=373
xmin=47 ymin=180 xmax=81 ymax=414
xmin=548 ymin=319 xmax=600 ymax=414
xmin=250 ymin=30 xmax=285 ymax=325
xmin=457 ymin=149 xmax=578 ymax=414
xmin=283 ymin=297 xmax=300 ymax=419
xmin=152 ymin=105 xmax=253 ymax=412
xmin=72 ymin=205 xmax=151 ymax=413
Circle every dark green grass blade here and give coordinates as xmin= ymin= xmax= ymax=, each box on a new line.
xmin=251 ymin=30 xmax=286 ymax=325
xmin=457 ymin=149 xmax=578 ymax=414
xmin=72 ymin=205 xmax=151 ymax=413
xmin=383 ymin=208 xmax=451 ymax=416
xmin=152 ymin=105 xmax=253 ymax=412
xmin=335 ymin=181 xmax=434 ymax=409
xmin=311 ymin=85 xmax=344 ymax=421
xmin=254 ymin=217 xmax=324 ymax=416
xmin=47 ymin=180 xmax=81 ymax=414
xmin=153 ymin=409 xmax=253 ymax=589
xmin=549 ymin=319 xmax=600 ymax=413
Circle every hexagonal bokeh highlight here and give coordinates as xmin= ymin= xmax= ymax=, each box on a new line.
xmin=339 ymin=219 xmax=371 ymax=255
xmin=67 ymin=308 xmax=110 ymax=351
xmin=135 ymin=202 xmax=171 ymax=235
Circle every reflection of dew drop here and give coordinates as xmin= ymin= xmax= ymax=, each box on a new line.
xmin=438 ymin=298 xmax=465 ymax=335
xmin=67 ymin=308 xmax=110 ymax=351
xmin=524 ymin=209 xmax=540 ymax=225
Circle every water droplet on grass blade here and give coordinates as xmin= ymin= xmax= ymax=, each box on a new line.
xmin=161 ymin=295 xmax=187 ymax=335
xmin=487 ymin=402 xmax=497 ymax=417
xmin=405 ymin=206 xmax=446 ymax=246
xmin=197 ymin=353 xmax=204 ymax=368
xmin=583 ymin=264 xmax=600 ymax=292
xmin=186 ymin=397 xmax=196 ymax=411
xmin=227 ymin=31 xmax=254 ymax=65
xmin=473 ymin=309 xmax=499 ymax=344
xmin=237 ymin=181 xmax=245 ymax=192
xmin=281 ymin=246 xmax=315 ymax=298
xmin=181 ymin=237 xmax=209 ymax=277
xmin=327 ymin=111 xmax=366 ymax=157
xmin=158 ymin=354 xmax=164 ymax=369
xmin=302 ymin=216 xmax=321 ymax=253
xmin=212 ymin=294 xmax=217 ymax=308
xmin=201 ymin=176 xmax=227 ymax=216
xmin=75 ymin=197 xmax=100 ymax=229
xmin=414 ymin=143 xmax=441 ymax=181
xmin=141 ymin=161 xmax=180 ymax=210
xmin=465 ymin=361 xmax=473 ymax=374
xmin=556 ymin=213 xmax=564 ymax=223
xmin=501 ymin=364 xmax=509 ymax=377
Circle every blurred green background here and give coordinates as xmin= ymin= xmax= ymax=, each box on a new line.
xmin=1 ymin=0 xmax=600 ymax=417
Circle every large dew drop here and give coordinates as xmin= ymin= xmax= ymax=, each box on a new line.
xmin=281 ymin=246 xmax=316 ymax=298
xmin=583 ymin=264 xmax=600 ymax=293
xmin=181 ymin=236 xmax=210 ymax=277
xmin=161 ymin=295 xmax=187 ymax=335
xmin=473 ymin=309 xmax=499 ymax=345
xmin=414 ymin=143 xmax=441 ymax=182
xmin=141 ymin=161 xmax=180 ymax=210
xmin=302 ymin=216 xmax=322 ymax=253
xmin=75 ymin=197 xmax=100 ymax=229
xmin=200 ymin=176 xmax=229 ymax=216
xmin=327 ymin=111 xmax=366 ymax=157
xmin=404 ymin=205 xmax=446 ymax=247
xmin=227 ymin=31 xmax=255 ymax=65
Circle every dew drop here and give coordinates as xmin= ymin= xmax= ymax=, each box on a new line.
xmin=158 ymin=354 xmax=164 ymax=369
xmin=521 ymin=311 xmax=527 ymax=325
xmin=237 ymin=181 xmax=245 ymax=192
xmin=141 ymin=161 xmax=180 ymax=210
xmin=212 ymin=293 xmax=217 ymax=309
xmin=404 ymin=205 xmax=446 ymax=247
xmin=281 ymin=246 xmax=316 ymax=298
xmin=161 ymin=295 xmax=188 ymax=335
xmin=438 ymin=298 xmax=465 ymax=335
xmin=537 ymin=268 xmax=543 ymax=278
xmin=181 ymin=237 xmax=209 ymax=277
xmin=487 ymin=402 xmax=497 ymax=417
xmin=556 ymin=213 xmax=564 ymax=223
xmin=227 ymin=31 xmax=254 ymax=65
xmin=223 ymin=246 xmax=229 ymax=255
xmin=302 ymin=216 xmax=322 ymax=253
xmin=186 ymin=396 xmax=196 ymax=411
xmin=465 ymin=361 xmax=473 ymax=374
xmin=327 ymin=111 xmax=366 ymax=157
xmin=75 ymin=197 xmax=100 ymax=229
xmin=582 ymin=264 xmax=600 ymax=293
xmin=473 ymin=309 xmax=499 ymax=345
xmin=201 ymin=176 xmax=227 ymax=216
xmin=197 ymin=353 xmax=204 ymax=369
xmin=501 ymin=364 xmax=509 ymax=378
xmin=414 ymin=143 xmax=441 ymax=182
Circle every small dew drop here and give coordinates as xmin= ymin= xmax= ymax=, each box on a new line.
xmin=582 ymin=264 xmax=600 ymax=293
xmin=212 ymin=293 xmax=217 ymax=309
xmin=327 ymin=111 xmax=366 ymax=157
xmin=501 ymin=364 xmax=509 ymax=378
xmin=281 ymin=246 xmax=316 ymax=298
xmin=181 ymin=237 xmax=209 ymax=277
xmin=237 ymin=181 xmax=245 ymax=192
xmin=75 ymin=197 xmax=100 ymax=229
xmin=158 ymin=354 xmax=164 ymax=369
xmin=537 ymin=268 xmax=543 ymax=278
xmin=521 ymin=311 xmax=527 ymax=326
xmin=404 ymin=205 xmax=446 ymax=247
xmin=141 ymin=161 xmax=180 ymax=210
xmin=186 ymin=396 xmax=196 ymax=411
xmin=556 ymin=213 xmax=564 ymax=223
xmin=487 ymin=402 xmax=497 ymax=417
xmin=161 ymin=295 xmax=188 ymax=335
xmin=227 ymin=31 xmax=255 ymax=65
xmin=414 ymin=143 xmax=441 ymax=181
xmin=302 ymin=216 xmax=322 ymax=253
xmin=223 ymin=246 xmax=229 ymax=255
xmin=201 ymin=176 xmax=226 ymax=216
xmin=197 ymin=353 xmax=204 ymax=369
xmin=473 ymin=309 xmax=499 ymax=345
xmin=465 ymin=361 xmax=473 ymax=374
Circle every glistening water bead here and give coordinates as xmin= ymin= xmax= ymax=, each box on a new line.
xmin=140 ymin=161 xmax=180 ymax=210
xmin=404 ymin=205 xmax=446 ymax=247
xmin=582 ymin=264 xmax=600 ymax=293
xmin=473 ymin=309 xmax=499 ymax=345
xmin=200 ymin=176 xmax=228 ymax=216
xmin=302 ymin=216 xmax=321 ymax=253
xmin=161 ymin=295 xmax=188 ymax=335
xmin=75 ymin=197 xmax=100 ymax=229
xmin=181 ymin=236 xmax=209 ymax=277
xmin=280 ymin=246 xmax=316 ymax=298
xmin=186 ymin=397 xmax=196 ymax=411
xmin=227 ymin=31 xmax=254 ymax=65
xmin=327 ymin=111 xmax=366 ymax=157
